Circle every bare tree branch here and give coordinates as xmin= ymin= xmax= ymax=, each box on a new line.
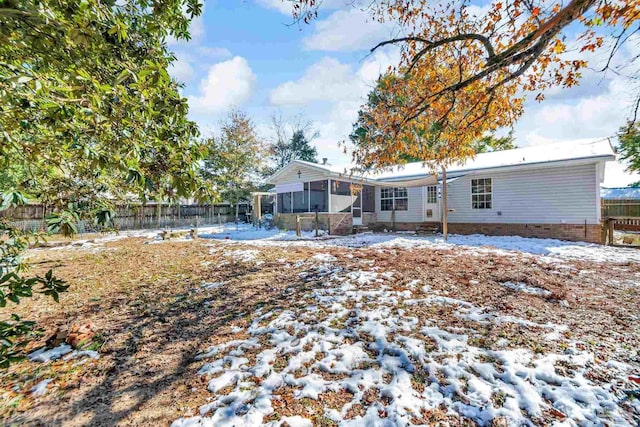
xmin=371 ymin=33 xmax=497 ymax=60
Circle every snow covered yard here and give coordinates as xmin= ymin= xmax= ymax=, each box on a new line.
xmin=174 ymin=243 xmax=640 ymax=427
xmin=2 ymin=228 xmax=639 ymax=426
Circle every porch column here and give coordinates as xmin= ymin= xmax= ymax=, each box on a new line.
xmin=327 ymin=179 xmax=332 ymax=212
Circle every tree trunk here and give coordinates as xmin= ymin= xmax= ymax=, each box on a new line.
xmin=235 ymin=198 xmax=240 ymax=230
xmin=442 ymin=167 xmax=448 ymax=241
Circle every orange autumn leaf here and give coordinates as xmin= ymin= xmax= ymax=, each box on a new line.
xmin=287 ymin=0 xmax=640 ymax=168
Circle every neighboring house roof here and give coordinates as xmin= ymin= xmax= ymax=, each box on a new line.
xmin=601 ymin=187 xmax=640 ymax=199
xmin=267 ymin=139 xmax=616 ymax=186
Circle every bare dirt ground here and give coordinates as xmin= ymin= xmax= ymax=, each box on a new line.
xmin=1 ymin=234 xmax=639 ymax=426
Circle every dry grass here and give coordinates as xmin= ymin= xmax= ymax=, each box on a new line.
xmin=1 ymin=236 xmax=638 ymax=426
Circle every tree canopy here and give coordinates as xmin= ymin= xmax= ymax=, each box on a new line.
xmin=472 ymin=131 xmax=517 ymax=154
xmin=1 ymin=0 xmax=212 ymax=207
xmin=618 ymin=122 xmax=640 ymax=183
xmin=0 ymin=0 xmax=211 ymax=365
xmin=201 ymin=110 xmax=265 ymax=218
xmin=293 ymin=0 xmax=639 ymax=170
xmin=266 ymin=115 xmax=319 ymax=175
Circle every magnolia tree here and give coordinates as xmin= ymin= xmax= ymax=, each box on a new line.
xmin=0 ymin=0 xmax=212 ymax=365
xmin=292 ymin=0 xmax=639 ymax=169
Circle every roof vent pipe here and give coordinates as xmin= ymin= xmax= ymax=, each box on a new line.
xmin=322 ymin=158 xmax=328 ymax=165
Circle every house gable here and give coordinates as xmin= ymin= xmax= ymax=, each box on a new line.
xmin=268 ymin=162 xmax=329 ymax=185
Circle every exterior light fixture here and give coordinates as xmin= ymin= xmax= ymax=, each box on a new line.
xmin=297 ymin=169 xmax=302 ymax=179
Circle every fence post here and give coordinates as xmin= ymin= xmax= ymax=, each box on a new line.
xmin=607 ymin=219 xmax=614 ymax=245
xmin=315 ymin=210 xmax=319 ymax=237
xmin=296 ymin=215 xmax=301 ymax=237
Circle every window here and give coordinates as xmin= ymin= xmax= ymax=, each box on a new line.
xmin=277 ymin=181 xmax=328 ymax=213
xmin=471 ymin=178 xmax=492 ymax=209
xmin=426 ymin=185 xmax=437 ymax=204
xmin=380 ymin=187 xmax=408 ymax=211
xmin=362 ymin=185 xmax=375 ymax=213
xmin=331 ymin=180 xmax=351 ymax=195
xmin=309 ymin=180 xmax=328 ymax=212
xmin=277 ymin=192 xmax=292 ymax=213
xmin=292 ymin=190 xmax=308 ymax=213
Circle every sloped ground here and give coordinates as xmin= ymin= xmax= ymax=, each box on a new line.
xmin=1 ymin=230 xmax=639 ymax=426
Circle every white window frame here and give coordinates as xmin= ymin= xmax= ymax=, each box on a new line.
xmin=471 ymin=178 xmax=492 ymax=209
xmin=380 ymin=187 xmax=408 ymax=211
xmin=426 ymin=185 xmax=438 ymax=204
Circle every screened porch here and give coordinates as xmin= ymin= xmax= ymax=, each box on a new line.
xmin=275 ymin=179 xmax=375 ymax=214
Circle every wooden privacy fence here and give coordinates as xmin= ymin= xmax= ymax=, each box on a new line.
xmin=602 ymin=199 xmax=640 ymax=218
xmin=602 ymin=199 xmax=640 ymax=234
xmin=1 ymin=203 xmax=251 ymax=233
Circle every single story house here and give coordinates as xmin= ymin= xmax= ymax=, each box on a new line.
xmin=266 ymin=139 xmax=616 ymax=242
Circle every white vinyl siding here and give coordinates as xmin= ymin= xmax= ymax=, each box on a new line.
xmin=270 ymin=165 xmax=327 ymax=185
xmin=446 ymin=163 xmax=599 ymax=224
xmin=376 ymin=186 xmax=424 ymax=222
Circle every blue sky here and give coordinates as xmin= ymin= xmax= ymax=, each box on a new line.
xmin=168 ymin=0 xmax=640 ymax=186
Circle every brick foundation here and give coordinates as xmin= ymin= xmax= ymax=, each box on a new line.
xmin=276 ymin=215 xmax=603 ymax=243
xmin=374 ymin=222 xmax=441 ymax=232
xmin=376 ymin=221 xmax=602 ymax=243
xmin=447 ymin=222 xmax=602 ymax=243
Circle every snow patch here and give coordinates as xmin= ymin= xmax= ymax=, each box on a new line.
xmin=28 ymin=344 xmax=73 ymax=362
xmin=224 ymin=249 xmax=259 ymax=263
xmin=499 ymin=281 xmax=552 ymax=297
xmin=311 ymin=253 xmax=337 ymax=262
xmin=30 ymin=378 xmax=52 ymax=396
xmin=28 ymin=344 xmax=100 ymax=363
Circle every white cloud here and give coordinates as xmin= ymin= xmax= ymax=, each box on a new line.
xmin=268 ymin=50 xmax=399 ymax=165
xmin=169 ymin=47 xmax=234 ymax=86
xmin=270 ymin=50 xmax=397 ymax=106
xmin=603 ymin=158 xmax=640 ymax=188
xmin=169 ymin=58 xmax=195 ymax=83
xmin=514 ymin=34 xmax=639 ymax=148
xmin=187 ymin=56 xmax=257 ymax=115
xmin=255 ymin=0 xmax=294 ymax=15
xmin=197 ymin=46 xmax=232 ymax=60
xmin=256 ymin=0 xmax=344 ymax=15
xmin=303 ymin=8 xmax=396 ymax=52
xmin=269 ymin=57 xmax=363 ymax=105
